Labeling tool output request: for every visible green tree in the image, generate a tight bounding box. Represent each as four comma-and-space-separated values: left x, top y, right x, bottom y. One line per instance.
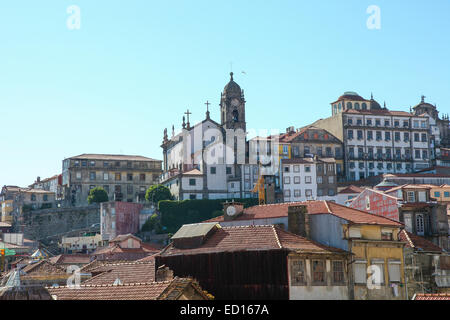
145, 185, 173, 204
87, 187, 109, 204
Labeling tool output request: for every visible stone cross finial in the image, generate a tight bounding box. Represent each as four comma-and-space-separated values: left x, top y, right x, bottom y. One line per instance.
205, 100, 211, 119
184, 109, 192, 129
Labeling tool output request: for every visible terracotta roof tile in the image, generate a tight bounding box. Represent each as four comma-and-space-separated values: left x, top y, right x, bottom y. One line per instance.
399, 230, 443, 252
68, 154, 161, 162
413, 293, 450, 300
338, 185, 364, 194
50, 254, 91, 265
47, 281, 172, 300
47, 277, 208, 300
83, 261, 155, 285
160, 225, 348, 257
205, 200, 402, 226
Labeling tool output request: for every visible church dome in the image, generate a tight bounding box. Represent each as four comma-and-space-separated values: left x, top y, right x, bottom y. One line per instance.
370, 98, 382, 110
223, 72, 242, 98
337, 91, 365, 101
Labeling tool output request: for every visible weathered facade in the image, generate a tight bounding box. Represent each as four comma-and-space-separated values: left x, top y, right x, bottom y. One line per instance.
100, 201, 142, 241
156, 223, 350, 300
399, 230, 450, 298
62, 154, 162, 206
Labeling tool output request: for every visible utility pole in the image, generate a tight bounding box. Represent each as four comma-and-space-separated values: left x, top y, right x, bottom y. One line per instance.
0, 249, 5, 272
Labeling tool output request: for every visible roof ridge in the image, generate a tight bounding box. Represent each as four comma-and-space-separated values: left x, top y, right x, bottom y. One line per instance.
271, 225, 282, 249
323, 200, 332, 214
46, 280, 173, 289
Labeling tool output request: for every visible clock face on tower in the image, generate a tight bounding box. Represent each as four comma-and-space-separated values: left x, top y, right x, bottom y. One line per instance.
231, 98, 240, 107
226, 206, 237, 216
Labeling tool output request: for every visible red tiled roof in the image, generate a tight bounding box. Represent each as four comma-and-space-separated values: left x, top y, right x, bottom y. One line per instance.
50, 254, 91, 265
79, 259, 130, 272
68, 154, 161, 162
47, 277, 208, 300
183, 169, 203, 176
47, 281, 172, 300
160, 225, 348, 257
206, 200, 402, 226
136, 253, 159, 262
83, 262, 155, 285
338, 185, 364, 194
93, 245, 158, 255
110, 234, 142, 243
399, 230, 443, 252
343, 109, 417, 117
413, 293, 450, 300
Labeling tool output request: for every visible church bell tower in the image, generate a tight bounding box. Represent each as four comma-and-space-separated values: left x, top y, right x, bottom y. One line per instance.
220, 72, 246, 132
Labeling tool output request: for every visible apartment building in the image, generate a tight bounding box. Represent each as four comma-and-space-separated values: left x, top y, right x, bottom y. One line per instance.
281, 157, 337, 202
278, 126, 344, 180
313, 92, 432, 181
62, 154, 162, 206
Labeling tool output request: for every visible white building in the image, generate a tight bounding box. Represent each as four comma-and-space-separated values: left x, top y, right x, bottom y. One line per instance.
313, 92, 433, 181
281, 157, 337, 202
160, 73, 259, 200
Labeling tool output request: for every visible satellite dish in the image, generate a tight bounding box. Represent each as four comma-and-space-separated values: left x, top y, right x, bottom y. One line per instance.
226, 206, 237, 216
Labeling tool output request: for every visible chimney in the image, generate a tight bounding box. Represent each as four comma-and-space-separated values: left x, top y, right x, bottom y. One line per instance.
288, 205, 310, 238
156, 265, 174, 282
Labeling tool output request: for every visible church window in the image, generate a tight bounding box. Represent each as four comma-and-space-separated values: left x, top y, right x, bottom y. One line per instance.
362, 103, 367, 110
355, 103, 360, 110
347, 102, 352, 109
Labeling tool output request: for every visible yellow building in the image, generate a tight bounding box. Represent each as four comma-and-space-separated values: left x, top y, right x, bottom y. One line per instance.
1, 200, 14, 223
300, 201, 406, 300
430, 184, 450, 202
60, 233, 103, 253
344, 224, 406, 300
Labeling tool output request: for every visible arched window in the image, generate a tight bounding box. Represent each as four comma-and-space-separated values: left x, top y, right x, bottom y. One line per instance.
362, 103, 367, 110
232, 110, 239, 122
355, 102, 360, 110
347, 102, 352, 109
338, 103, 342, 111
333, 105, 337, 114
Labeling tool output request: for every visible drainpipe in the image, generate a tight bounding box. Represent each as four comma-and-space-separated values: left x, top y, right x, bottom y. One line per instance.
403, 246, 409, 300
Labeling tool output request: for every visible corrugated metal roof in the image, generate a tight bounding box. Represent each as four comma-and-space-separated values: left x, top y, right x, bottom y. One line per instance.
171, 223, 219, 240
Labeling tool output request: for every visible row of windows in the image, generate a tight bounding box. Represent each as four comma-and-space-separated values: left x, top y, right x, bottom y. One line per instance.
347, 117, 427, 129
334, 102, 370, 113
73, 160, 159, 169
291, 146, 342, 158
284, 175, 335, 185
434, 191, 450, 198
89, 185, 147, 194
354, 260, 401, 284
209, 167, 232, 175
349, 162, 411, 171
291, 259, 345, 286
30, 194, 50, 202
284, 189, 313, 198
348, 147, 429, 160
347, 130, 427, 143
76, 172, 149, 182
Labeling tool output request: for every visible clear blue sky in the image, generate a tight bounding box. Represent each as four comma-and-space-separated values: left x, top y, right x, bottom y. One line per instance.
1, 0, 449, 187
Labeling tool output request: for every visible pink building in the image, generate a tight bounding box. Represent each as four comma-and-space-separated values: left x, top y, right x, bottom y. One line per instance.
100, 201, 143, 241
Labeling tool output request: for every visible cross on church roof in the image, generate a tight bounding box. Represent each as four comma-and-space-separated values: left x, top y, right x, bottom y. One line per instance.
205, 101, 211, 119
184, 109, 192, 129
